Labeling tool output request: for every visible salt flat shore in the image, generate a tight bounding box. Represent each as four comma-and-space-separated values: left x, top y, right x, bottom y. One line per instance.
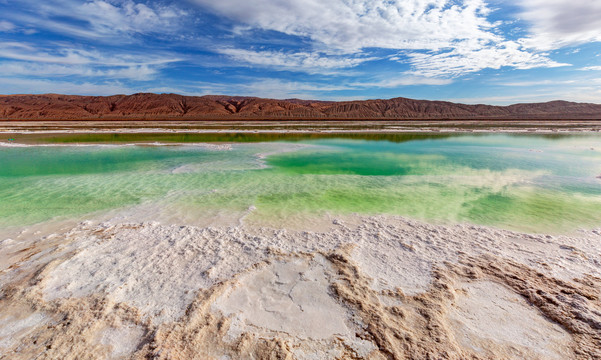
1, 120, 601, 136
1, 212, 600, 359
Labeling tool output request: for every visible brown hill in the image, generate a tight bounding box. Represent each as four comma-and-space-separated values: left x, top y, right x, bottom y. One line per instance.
1, 93, 600, 120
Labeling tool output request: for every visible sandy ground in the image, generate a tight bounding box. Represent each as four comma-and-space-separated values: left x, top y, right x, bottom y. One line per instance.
1, 211, 600, 360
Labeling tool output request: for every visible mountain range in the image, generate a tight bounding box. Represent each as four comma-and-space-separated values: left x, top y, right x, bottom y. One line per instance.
1, 93, 601, 120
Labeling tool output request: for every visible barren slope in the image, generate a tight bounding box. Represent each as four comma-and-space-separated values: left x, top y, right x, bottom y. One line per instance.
1, 93, 600, 120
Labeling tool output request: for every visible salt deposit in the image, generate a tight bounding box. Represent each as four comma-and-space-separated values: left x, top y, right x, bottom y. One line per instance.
448, 280, 572, 359
98, 324, 145, 359
1, 214, 600, 358
0, 312, 48, 350
213, 256, 352, 340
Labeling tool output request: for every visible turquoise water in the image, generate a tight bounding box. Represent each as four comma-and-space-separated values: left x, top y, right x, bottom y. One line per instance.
1, 133, 600, 233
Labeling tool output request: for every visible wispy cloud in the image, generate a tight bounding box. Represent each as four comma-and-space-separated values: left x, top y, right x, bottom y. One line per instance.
192, 0, 500, 52
449, 87, 601, 105
351, 76, 452, 87
498, 79, 579, 87
406, 41, 568, 77
185, 78, 355, 99
217, 48, 375, 74
502, 78, 601, 86
0, 77, 135, 95
0, 20, 15, 32
0, 42, 183, 81
192, 0, 568, 77
11, 0, 188, 41
516, 0, 601, 51
0, 62, 160, 81
0, 42, 183, 66
185, 75, 449, 100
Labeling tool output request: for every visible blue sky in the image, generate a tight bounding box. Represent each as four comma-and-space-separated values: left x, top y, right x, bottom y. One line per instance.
0, 0, 600, 104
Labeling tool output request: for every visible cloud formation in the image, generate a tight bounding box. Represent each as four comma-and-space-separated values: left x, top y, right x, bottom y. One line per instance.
0, 77, 134, 95
351, 76, 452, 88
0, 0, 599, 103
13, 0, 188, 40
406, 42, 568, 77
517, 0, 601, 50
192, 0, 565, 77
0, 62, 159, 81
193, 0, 498, 52
217, 48, 375, 74
0, 42, 181, 81
0, 20, 15, 32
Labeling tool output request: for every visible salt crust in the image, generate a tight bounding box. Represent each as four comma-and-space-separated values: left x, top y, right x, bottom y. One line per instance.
212, 255, 376, 358
0, 313, 48, 349
0, 214, 597, 358
41, 215, 600, 325
448, 280, 573, 359
98, 324, 145, 359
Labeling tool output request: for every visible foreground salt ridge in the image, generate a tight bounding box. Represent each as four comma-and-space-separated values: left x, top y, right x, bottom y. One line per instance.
1, 215, 600, 359
448, 280, 571, 360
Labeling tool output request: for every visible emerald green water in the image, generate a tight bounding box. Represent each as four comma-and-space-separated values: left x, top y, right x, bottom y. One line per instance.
1, 133, 600, 233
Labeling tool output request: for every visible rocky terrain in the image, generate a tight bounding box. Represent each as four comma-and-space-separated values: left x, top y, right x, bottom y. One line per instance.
1, 93, 601, 120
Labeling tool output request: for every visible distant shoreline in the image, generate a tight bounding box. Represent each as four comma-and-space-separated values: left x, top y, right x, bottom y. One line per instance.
2, 120, 601, 131
0, 120, 600, 147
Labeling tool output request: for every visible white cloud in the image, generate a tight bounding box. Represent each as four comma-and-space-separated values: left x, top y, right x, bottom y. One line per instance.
0, 42, 182, 81
143, 86, 204, 96
351, 76, 452, 87
0, 62, 159, 81
76, 0, 186, 36
448, 87, 601, 105
0, 42, 99, 65
0, 42, 182, 67
0, 20, 15, 32
192, 0, 566, 77
517, 0, 601, 50
0, 77, 135, 95
13, 0, 187, 40
183, 78, 356, 99
187, 75, 449, 100
580, 66, 601, 71
193, 0, 499, 52
406, 41, 568, 77
217, 48, 375, 74
239, 79, 347, 98
499, 79, 579, 87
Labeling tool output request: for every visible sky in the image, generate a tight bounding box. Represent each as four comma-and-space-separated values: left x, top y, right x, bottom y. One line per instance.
0, 0, 600, 104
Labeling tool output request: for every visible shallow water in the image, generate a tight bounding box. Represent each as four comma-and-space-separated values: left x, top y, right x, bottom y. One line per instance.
1, 133, 600, 233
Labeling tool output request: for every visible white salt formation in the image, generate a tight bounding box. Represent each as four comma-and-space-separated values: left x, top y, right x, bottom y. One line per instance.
448, 280, 572, 359
213, 256, 352, 340
0, 215, 600, 359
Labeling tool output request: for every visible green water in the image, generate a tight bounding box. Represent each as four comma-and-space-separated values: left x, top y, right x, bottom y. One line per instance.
1, 133, 600, 233
10, 132, 454, 144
